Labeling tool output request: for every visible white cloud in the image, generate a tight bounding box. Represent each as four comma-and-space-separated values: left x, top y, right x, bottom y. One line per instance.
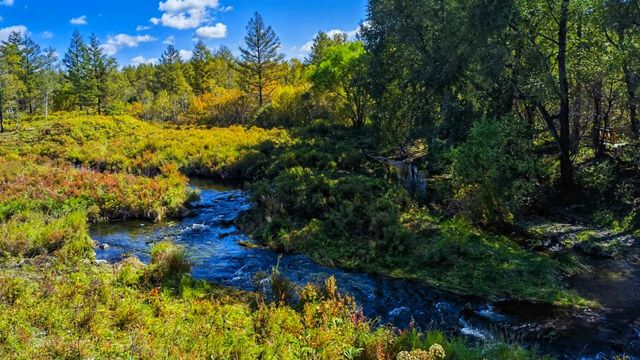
131, 55, 159, 66
157, 11, 206, 30
102, 33, 157, 56
0, 0, 14, 6
70, 15, 88, 25
0, 25, 27, 41
163, 35, 175, 45
41, 31, 54, 39
179, 49, 193, 61
152, 0, 224, 30
158, 0, 219, 13
136, 25, 151, 31
195, 23, 227, 39
300, 41, 314, 53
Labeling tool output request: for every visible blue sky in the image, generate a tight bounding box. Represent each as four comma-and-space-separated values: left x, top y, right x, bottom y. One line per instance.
0, 0, 368, 66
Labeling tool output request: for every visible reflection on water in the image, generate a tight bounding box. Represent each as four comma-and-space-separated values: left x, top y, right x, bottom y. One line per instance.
91, 184, 640, 359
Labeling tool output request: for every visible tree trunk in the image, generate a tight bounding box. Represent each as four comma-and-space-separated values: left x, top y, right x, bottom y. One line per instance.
591, 81, 604, 157
558, 0, 574, 188
572, 83, 582, 153
624, 64, 639, 138
45, 92, 49, 119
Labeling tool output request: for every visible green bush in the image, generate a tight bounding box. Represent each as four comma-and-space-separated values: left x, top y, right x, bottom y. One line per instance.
452, 116, 539, 224
144, 241, 192, 285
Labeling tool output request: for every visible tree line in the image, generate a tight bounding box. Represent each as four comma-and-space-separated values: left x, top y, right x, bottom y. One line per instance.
1, 2, 639, 194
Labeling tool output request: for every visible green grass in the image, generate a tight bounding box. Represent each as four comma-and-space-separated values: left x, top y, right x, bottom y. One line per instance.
0, 114, 557, 358
242, 123, 586, 305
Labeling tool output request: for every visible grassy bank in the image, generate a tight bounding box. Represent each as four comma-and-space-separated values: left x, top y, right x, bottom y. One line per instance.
0, 114, 553, 358
0, 113, 288, 180
241, 123, 586, 305
0, 245, 546, 360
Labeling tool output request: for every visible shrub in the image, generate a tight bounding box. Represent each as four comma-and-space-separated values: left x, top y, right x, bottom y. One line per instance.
452, 116, 539, 224
144, 240, 191, 285
0, 211, 93, 261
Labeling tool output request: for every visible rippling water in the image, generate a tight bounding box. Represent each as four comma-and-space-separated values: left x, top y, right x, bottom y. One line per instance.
91, 183, 640, 359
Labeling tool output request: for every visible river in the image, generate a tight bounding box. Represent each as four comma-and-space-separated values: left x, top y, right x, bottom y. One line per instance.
90, 182, 640, 359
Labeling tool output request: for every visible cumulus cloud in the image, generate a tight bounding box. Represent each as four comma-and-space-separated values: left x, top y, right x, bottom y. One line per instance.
136, 25, 151, 31
151, 0, 228, 30
0, 0, 14, 6
131, 55, 159, 66
0, 25, 27, 41
70, 15, 88, 25
179, 49, 193, 61
195, 23, 227, 39
102, 33, 157, 56
40, 31, 54, 39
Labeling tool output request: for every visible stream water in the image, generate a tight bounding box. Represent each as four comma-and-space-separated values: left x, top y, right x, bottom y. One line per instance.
91, 183, 640, 359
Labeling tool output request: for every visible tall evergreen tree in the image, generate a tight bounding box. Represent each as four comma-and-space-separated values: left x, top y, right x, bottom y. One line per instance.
160, 45, 182, 66
0, 32, 24, 130
190, 40, 214, 96
237, 12, 284, 107
20, 35, 47, 114
87, 34, 116, 115
306, 31, 347, 65
63, 30, 90, 110
156, 44, 191, 120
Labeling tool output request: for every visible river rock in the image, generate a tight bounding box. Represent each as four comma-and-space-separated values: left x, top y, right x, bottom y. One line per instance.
460, 304, 475, 319
99, 243, 110, 250
94, 259, 108, 265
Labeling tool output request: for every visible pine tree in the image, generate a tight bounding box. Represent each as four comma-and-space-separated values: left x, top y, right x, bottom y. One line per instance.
20, 35, 47, 114
156, 44, 192, 120
190, 40, 213, 95
87, 34, 116, 114
237, 12, 284, 107
160, 45, 182, 66
306, 31, 347, 65
0, 31, 24, 129
63, 30, 90, 110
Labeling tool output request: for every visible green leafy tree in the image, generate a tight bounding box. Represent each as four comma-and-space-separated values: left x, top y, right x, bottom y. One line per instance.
602, 0, 640, 138
364, 0, 515, 149
513, 0, 588, 188
310, 42, 371, 127
453, 116, 539, 224
0, 32, 25, 131
0, 32, 25, 122
305, 31, 347, 65
237, 12, 284, 107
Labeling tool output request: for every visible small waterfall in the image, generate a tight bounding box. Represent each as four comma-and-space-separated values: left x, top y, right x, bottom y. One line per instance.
371, 155, 428, 196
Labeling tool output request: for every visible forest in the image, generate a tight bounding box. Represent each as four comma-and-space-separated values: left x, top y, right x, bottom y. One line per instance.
0, 0, 639, 359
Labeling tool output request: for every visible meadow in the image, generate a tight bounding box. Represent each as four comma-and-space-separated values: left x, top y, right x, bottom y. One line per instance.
0, 114, 547, 359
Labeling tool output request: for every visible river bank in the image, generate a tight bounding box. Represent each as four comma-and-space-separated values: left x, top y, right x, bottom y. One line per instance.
91, 183, 640, 359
